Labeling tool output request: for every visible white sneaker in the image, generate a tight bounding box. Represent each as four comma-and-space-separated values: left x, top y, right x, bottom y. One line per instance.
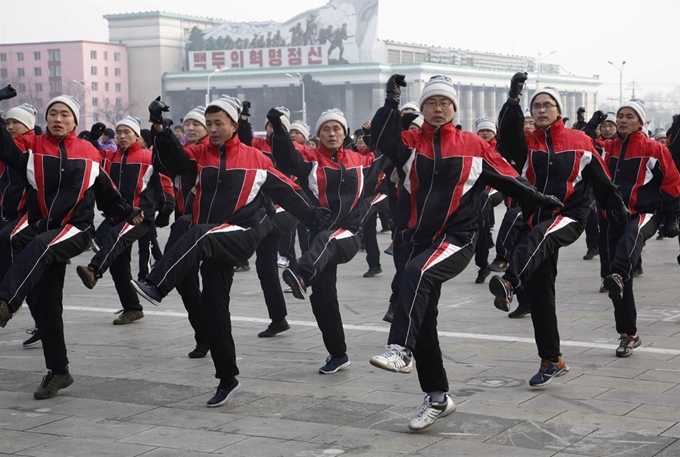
369, 344, 412, 373
284, 287, 293, 293
408, 394, 456, 431
277, 256, 289, 268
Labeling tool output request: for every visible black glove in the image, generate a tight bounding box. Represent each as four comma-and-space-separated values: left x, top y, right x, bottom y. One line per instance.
266, 107, 286, 133
124, 207, 143, 224
241, 100, 251, 117
311, 206, 332, 224
665, 215, 679, 238
577, 107, 586, 122
535, 193, 564, 211
606, 204, 631, 225
385, 74, 406, 105
508, 72, 528, 99
89, 122, 106, 141
0, 85, 17, 102
148, 96, 169, 124
162, 118, 174, 129
588, 110, 606, 126
155, 212, 171, 228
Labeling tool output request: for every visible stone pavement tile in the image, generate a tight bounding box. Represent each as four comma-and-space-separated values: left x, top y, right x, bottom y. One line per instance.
486, 422, 596, 452
113, 367, 211, 386
227, 377, 289, 394
350, 390, 428, 407
661, 423, 680, 439
266, 381, 375, 401
547, 410, 675, 435
457, 399, 565, 422
19, 436, 154, 457
0, 430, 59, 454
656, 441, 680, 456
26, 397, 156, 420
579, 364, 648, 379
309, 425, 441, 454
634, 368, 680, 383
119, 425, 249, 452
29, 416, 156, 440
0, 408, 67, 431
213, 416, 337, 440
521, 394, 639, 416
283, 399, 390, 426
410, 439, 555, 456
562, 429, 676, 457
134, 450, 226, 457
260, 367, 362, 385
213, 436, 348, 457
167, 389, 268, 413
0, 368, 44, 391
448, 384, 540, 405
625, 404, 680, 422
565, 374, 676, 394
661, 384, 680, 396
70, 379, 210, 407
595, 388, 680, 408
227, 393, 322, 418
123, 406, 242, 430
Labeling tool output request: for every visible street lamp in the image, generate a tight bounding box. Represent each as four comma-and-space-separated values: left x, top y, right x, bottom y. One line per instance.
285, 72, 306, 125
535, 51, 557, 89
206, 68, 228, 106
607, 60, 626, 106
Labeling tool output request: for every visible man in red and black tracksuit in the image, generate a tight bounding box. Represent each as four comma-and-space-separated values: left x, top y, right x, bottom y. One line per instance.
367, 74, 564, 431
0, 93, 142, 400
269, 107, 388, 375
488, 73, 628, 387
75, 116, 173, 325
151, 105, 210, 358
585, 100, 680, 357
132, 95, 326, 408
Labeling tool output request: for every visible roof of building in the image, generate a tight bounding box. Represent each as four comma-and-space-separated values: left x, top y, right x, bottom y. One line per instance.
103, 11, 224, 24
0, 40, 126, 48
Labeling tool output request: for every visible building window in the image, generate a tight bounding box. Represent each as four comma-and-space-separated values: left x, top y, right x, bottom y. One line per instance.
18, 84, 26, 93
93, 113, 99, 122
92, 97, 98, 107
36, 98, 43, 108
0, 54, 6, 62
115, 83, 121, 92
18, 68, 24, 77
90, 50, 97, 60
103, 51, 108, 61
114, 52, 120, 62
35, 83, 42, 93
91, 82, 98, 91
48, 66, 62, 77
115, 68, 121, 77
48, 49, 61, 61
0, 68, 7, 78
104, 67, 109, 76
105, 82, 109, 92
115, 98, 122, 107
91, 66, 97, 76
17, 52, 24, 62
34, 67, 41, 77
105, 97, 110, 106
34, 51, 41, 61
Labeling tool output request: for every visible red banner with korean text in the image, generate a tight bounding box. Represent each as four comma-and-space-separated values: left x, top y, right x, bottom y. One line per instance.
189, 45, 328, 71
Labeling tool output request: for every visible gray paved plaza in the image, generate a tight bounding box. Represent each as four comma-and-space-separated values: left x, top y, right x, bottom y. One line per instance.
1, 208, 680, 456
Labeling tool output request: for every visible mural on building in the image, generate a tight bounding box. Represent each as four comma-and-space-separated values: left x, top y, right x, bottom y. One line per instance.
187, 0, 378, 70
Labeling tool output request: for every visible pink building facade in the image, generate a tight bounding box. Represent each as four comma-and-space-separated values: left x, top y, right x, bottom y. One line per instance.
0, 41, 129, 132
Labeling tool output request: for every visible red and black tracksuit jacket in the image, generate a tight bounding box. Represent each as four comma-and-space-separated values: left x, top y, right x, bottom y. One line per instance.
0, 123, 133, 232
595, 130, 680, 216
270, 133, 388, 232
498, 99, 623, 227
0, 131, 32, 222
100, 141, 174, 222
151, 128, 316, 227
371, 102, 546, 246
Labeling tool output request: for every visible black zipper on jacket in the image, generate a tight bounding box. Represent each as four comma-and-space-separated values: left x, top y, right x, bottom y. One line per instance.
119, 148, 128, 202
612, 134, 630, 184
413, 127, 439, 241
205, 144, 225, 222
328, 149, 344, 229
46, 139, 67, 227
536, 127, 555, 221
0, 166, 9, 221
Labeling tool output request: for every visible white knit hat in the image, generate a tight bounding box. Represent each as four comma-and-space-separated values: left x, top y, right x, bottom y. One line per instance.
207, 95, 242, 123
524, 108, 532, 119
419, 75, 459, 112
653, 127, 667, 141
315, 108, 348, 136
603, 111, 617, 125
6, 103, 37, 131
618, 98, 646, 126
116, 115, 142, 137
183, 106, 206, 128
46, 95, 80, 125
289, 121, 310, 139
266, 106, 291, 131
530, 87, 563, 115
400, 101, 419, 113
475, 117, 497, 135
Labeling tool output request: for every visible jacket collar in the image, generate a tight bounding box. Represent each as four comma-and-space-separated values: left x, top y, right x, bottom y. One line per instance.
317, 143, 346, 160
215, 132, 241, 151
618, 129, 645, 143
119, 141, 141, 155
421, 121, 457, 138
533, 118, 565, 141
45, 129, 76, 145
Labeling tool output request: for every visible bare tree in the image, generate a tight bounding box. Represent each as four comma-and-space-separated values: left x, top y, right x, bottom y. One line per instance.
95, 98, 137, 126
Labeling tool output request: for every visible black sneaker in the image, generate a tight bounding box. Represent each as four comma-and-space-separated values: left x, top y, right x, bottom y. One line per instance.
616, 334, 641, 357
258, 319, 291, 338
383, 302, 396, 323
508, 302, 531, 318
233, 264, 250, 272
188, 343, 210, 358
603, 274, 624, 300
282, 268, 306, 300
76, 265, 98, 289
487, 258, 508, 272
0, 300, 16, 328
583, 248, 599, 260
206, 378, 240, 408
384, 243, 394, 256
23, 329, 41, 348
363, 266, 383, 278
34, 370, 74, 399
475, 268, 490, 284
489, 275, 513, 312
633, 266, 643, 277
130, 280, 163, 306
319, 354, 350, 374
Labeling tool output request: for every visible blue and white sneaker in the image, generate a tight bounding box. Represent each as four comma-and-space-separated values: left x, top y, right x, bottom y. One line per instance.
319, 354, 350, 374
529, 357, 569, 387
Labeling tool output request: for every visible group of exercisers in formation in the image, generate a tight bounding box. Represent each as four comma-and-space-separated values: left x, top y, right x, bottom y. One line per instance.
0, 68, 678, 431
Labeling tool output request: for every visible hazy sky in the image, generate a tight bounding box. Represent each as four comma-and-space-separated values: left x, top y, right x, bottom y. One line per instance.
1, 0, 678, 102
